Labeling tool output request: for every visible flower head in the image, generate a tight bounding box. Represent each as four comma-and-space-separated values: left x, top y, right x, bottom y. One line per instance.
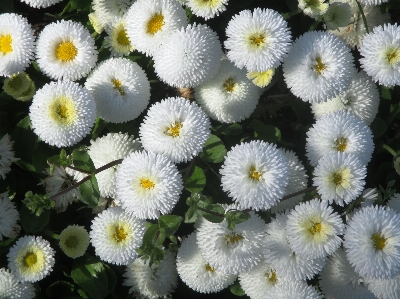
20, 0, 63, 8
0, 134, 19, 180
104, 18, 135, 57
186, 0, 228, 20
299, 0, 329, 19
0, 193, 20, 241
324, 2, 352, 30
59, 225, 90, 258
92, 0, 135, 28
0, 268, 35, 299
3, 72, 32, 98
269, 280, 323, 299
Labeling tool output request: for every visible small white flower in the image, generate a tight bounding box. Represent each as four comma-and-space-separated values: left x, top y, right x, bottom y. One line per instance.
7, 236, 55, 282
0, 134, 19, 180
59, 225, 90, 259
104, 18, 135, 57
92, 0, 135, 28
0, 193, 20, 241
359, 0, 388, 5
88, 12, 104, 34
324, 2, 352, 30
0, 268, 35, 299
298, 0, 329, 19
186, 0, 228, 20
366, 272, 400, 299
268, 280, 323, 299
387, 193, 400, 213
20, 0, 62, 8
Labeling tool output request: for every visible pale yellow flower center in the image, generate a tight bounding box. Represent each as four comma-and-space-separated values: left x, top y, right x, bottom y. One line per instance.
117, 29, 130, 46
313, 56, 326, 75
49, 97, 76, 125
55, 41, 78, 62
248, 33, 266, 48
140, 178, 155, 190
111, 78, 125, 95
334, 137, 347, 152
308, 222, 322, 235
24, 252, 37, 267
223, 77, 236, 92
0, 34, 13, 54
248, 166, 262, 181
385, 47, 400, 66
371, 233, 387, 251
165, 122, 183, 137
225, 232, 244, 245
147, 13, 165, 35
205, 263, 215, 272
265, 270, 277, 284
113, 226, 128, 243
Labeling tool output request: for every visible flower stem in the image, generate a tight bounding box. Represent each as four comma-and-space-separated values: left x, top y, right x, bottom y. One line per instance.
280, 186, 317, 201
383, 144, 397, 157
66, 165, 91, 175
282, 9, 301, 20
355, 0, 369, 34
197, 206, 225, 218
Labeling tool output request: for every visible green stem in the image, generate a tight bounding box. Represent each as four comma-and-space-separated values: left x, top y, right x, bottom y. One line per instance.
282, 9, 301, 20
214, 124, 231, 136
66, 165, 91, 175
383, 144, 397, 157
280, 186, 317, 201
355, 0, 369, 34
197, 206, 225, 218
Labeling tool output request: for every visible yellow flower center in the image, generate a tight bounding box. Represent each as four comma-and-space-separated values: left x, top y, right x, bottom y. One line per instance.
334, 137, 347, 152
305, 0, 320, 8
113, 226, 128, 243
0, 34, 13, 54
140, 178, 155, 190
223, 77, 236, 92
313, 56, 326, 75
65, 236, 78, 248
117, 29, 130, 46
49, 97, 76, 125
308, 222, 322, 235
146, 13, 165, 35
225, 233, 244, 245
248, 166, 262, 181
165, 122, 183, 137
205, 263, 215, 272
371, 233, 387, 251
265, 270, 277, 284
249, 33, 266, 48
330, 168, 351, 189
385, 47, 400, 66
55, 41, 78, 62
111, 78, 125, 95
24, 252, 37, 267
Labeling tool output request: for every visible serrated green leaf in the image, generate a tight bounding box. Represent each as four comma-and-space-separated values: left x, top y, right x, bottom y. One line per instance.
142, 224, 160, 245
225, 210, 251, 230
158, 215, 182, 235
197, 202, 225, 223
78, 175, 100, 208
230, 282, 245, 296
184, 166, 206, 192
199, 134, 227, 163
20, 204, 50, 233
184, 205, 198, 223
72, 150, 96, 173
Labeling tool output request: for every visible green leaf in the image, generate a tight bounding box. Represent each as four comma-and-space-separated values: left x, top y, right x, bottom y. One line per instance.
72, 149, 96, 173
199, 135, 227, 163
222, 123, 243, 136
158, 215, 183, 235
71, 255, 113, 299
394, 154, 400, 175
78, 175, 100, 208
11, 116, 36, 163
248, 120, 281, 143
184, 205, 198, 223
184, 166, 206, 192
46, 281, 75, 298
126, 56, 142, 62
48, 149, 72, 168
154, 231, 166, 247
20, 204, 50, 233
225, 210, 251, 230
103, 264, 117, 295
370, 116, 387, 139
381, 86, 392, 100
230, 282, 245, 296
197, 202, 225, 223
67, 0, 91, 12
142, 224, 160, 245
91, 118, 107, 140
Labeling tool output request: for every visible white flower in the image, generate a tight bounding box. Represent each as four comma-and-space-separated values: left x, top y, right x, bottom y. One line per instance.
220, 140, 289, 211
0, 193, 20, 241
29, 80, 96, 148
92, 0, 135, 28
299, 0, 329, 19
311, 71, 380, 125
0, 13, 35, 77
344, 205, 400, 279
224, 8, 292, 72
186, 0, 228, 20
194, 59, 263, 123
139, 97, 211, 163
88, 132, 142, 198
0, 134, 19, 180
20, 0, 62, 8
125, 0, 188, 56
359, 0, 388, 5
7, 236, 55, 282
3, 72, 32, 98
270, 149, 308, 214
123, 251, 178, 299
88, 12, 104, 34
0, 268, 35, 299
90, 206, 146, 265
313, 152, 367, 206
283, 30, 356, 103
196, 209, 266, 275
285, 199, 344, 259
85, 57, 150, 123
246, 68, 275, 88
387, 193, 400, 213
306, 111, 374, 167
366, 273, 400, 299
176, 233, 236, 293
59, 225, 90, 259
268, 280, 323, 299
104, 18, 135, 57
115, 151, 183, 219
36, 20, 98, 81
324, 2, 352, 30
265, 212, 326, 280
319, 248, 376, 299
359, 23, 400, 87
153, 23, 223, 88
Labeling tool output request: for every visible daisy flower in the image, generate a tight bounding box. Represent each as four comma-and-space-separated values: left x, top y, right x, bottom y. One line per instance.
306, 111, 374, 166
366, 273, 400, 299
283, 30, 356, 103
324, 2, 352, 30
313, 152, 367, 206
36, 20, 98, 81
0, 193, 20, 241
0, 13, 35, 77
186, 0, 228, 20
220, 140, 289, 211
7, 236, 55, 282
194, 59, 263, 123
299, 0, 329, 19
196, 209, 267, 275
246, 68, 275, 88
123, 251, 178, 298
89, 206, 146, 265
125, 0, 188, 56
176, 233, 237, 293
224, 8, 292, 72
344, 205, 400, 279
387, 193, 400, 213
285, 199, 344, 259
115, 150, 183, 219
104, 18, 135, 57
20, 0, 63, 8
0, 268, 35, 299
319, 248, 376, 299
359, 0, 388, 5
359, 23, 400, 87
88, 132, 142, 198
264, 212, 326, 280
0, 134, 19, 180
29, 80, 96, 147
269, 280, 323, 299
311, 71, 380, 125
3, 72, 32, 98
88, 12, 105, 34
153, 23, 223, 88
59, 225, 90, 258
139, 97, 211, 163
85, 57, 150, 123
93, 0, 136, 29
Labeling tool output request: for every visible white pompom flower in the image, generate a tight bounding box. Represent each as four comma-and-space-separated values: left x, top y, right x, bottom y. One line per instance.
153, 23, 223, 88
359, 23, 400, 87
285, 199, 344, 259
115, 150, 183, 219
344, 205, 400, 279
7, 236, 55, 282
298, 0, 329, 19
313, 152, 367, 206
0, 13, 35, 77
104, 18, 135, 57
123, 251, 178, 299
0, 193, 20, 241
224, 8, 292, 72
59, 225, 90, 259
92, 0, 135, 28
359, 0, 388, 5
186, 0, 228, 20
89, 206, 146, 265
366, 273, 400, 299
29, 80, 96, 147
268, 280, 323, 299
283, 30, 356, 103
36, 20, 98, 81
0, 268, 35, 299
220, 140, 289, 211
387, 193, 400, 213
177, 233, 236, 293
0, 134, 19, 180
125, 0, 188, 56
306, 111, 374, 167
194, 59, 262, 123
88, 132, 142, 198
324, 2, 352, 30
139, 97, 211, 163
20, 0, 62, 8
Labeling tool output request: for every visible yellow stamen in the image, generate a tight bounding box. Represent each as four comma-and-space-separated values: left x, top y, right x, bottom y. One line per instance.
249, 166, 262, 181
385, 47, 400, 65
313, 56, 326, 75
223, 77, 236, 92
24, 252, 37, 267
205, 263, 215, 272
0, 34, 12, 54
371, 233, 386, 251
249, 33, 266, 47
65, 236, 78, 248
49, 97, 76, 125
265, 270, 277, 283
111, 78, 125, 95
117, 29, 130, 46
165, 122, 183, 137
140, 178, 155, 190
55, 41, 78, 62
332, 172, 343, 185
225, 233, 244, 245
334, 137, 347, 152
146, 13, 165, 35
308, 222, 322, 235
113, 226, 128, 242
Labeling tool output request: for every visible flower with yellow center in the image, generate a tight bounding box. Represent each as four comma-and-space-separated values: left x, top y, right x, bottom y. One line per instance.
298, 0, 329, 19
59, 225, 90, 259
247, 68, 275, 88
312, 56, 326, 75
7, 236, 55, 282
105, 18, 135, 57
2, 72, 32, 98
55, 41, 78, 62
0, 34, 12, 54
20, 0, 63, 8
186, 0, 228, 20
